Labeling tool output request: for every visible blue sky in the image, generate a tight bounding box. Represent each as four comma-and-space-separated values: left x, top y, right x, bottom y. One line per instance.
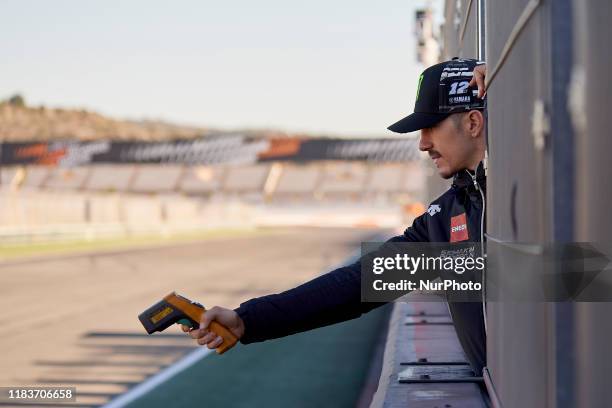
1, 0, 438, 137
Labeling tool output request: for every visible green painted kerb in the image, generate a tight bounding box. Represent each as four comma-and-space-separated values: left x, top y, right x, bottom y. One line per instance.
126, 304, 392, 408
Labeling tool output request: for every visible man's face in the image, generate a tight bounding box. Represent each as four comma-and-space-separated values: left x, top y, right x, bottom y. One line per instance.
418, 113, 477, 179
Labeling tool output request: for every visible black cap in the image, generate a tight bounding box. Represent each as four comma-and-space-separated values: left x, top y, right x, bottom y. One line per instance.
388, 58, 486, 133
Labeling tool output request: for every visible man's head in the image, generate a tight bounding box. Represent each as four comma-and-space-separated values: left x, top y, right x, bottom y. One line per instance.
388, 58, 486, 178
420, 110, 485, 178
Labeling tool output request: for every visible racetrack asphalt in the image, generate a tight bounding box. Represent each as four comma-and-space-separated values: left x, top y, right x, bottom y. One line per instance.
0, 227, 389, 407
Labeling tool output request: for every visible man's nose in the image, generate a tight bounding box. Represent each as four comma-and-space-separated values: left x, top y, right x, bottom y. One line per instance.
419, 131, 432, 151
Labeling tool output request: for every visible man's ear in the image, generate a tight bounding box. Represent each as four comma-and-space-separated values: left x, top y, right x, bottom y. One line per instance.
467, 110, 484, 137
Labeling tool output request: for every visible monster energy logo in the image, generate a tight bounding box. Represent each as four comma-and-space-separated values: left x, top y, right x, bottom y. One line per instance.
416, 74, 424, 100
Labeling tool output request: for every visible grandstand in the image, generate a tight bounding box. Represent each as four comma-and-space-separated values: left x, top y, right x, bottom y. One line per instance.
45, 167, 91, 190
318, 162, 368, 200
222, 164, 271, 200
0, 161, 424, 200
86, 165, 137, 192
273, 163, 322, 197
0, 162, 425, 199
178, 166, 223, 196
0, 160, 426, 242
129, 165, 184, 194
20, 166, 50, 189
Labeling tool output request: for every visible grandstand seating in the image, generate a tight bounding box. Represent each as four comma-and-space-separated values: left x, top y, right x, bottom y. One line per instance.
0, 162, 427, 241
85, 165, 136, 192
222, 164, 270, 193
0, 162, 426, 196
21, 166, 50, 189
400, 161, 426, 193
0, 166, 19, 189
366, 164, 404, 193
318, 162, 368, 196
130, 165, 183, 193
179, 166, 224, 195
0, 162, 426, 199
45, 167, 91, 190
274, 164, 322, 195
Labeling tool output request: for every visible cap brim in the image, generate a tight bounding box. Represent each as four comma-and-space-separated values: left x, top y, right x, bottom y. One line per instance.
387, 112, 450, 133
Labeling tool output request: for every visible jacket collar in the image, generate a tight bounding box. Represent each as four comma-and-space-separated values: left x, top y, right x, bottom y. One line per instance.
452, 161, 486, 191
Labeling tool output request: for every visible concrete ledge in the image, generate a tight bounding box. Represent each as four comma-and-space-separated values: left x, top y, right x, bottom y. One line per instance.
370, 296, 488, 408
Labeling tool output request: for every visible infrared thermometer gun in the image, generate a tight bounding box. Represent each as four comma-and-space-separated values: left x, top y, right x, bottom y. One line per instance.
138, 292, 238, 354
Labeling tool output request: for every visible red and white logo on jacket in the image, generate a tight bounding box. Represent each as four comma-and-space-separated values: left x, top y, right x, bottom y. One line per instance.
450, 213, 469, 242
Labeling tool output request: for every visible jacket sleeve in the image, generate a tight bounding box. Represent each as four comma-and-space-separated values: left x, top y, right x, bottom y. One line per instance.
234, 214, 429, 344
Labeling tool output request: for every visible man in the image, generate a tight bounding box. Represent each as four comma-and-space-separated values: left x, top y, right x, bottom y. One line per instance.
183, 58, 489, 374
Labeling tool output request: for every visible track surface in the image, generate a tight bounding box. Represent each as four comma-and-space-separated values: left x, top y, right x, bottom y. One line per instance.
0, 227, 383, 407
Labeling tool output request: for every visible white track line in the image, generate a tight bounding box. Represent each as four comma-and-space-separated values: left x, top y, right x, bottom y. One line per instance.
103, 347, 212, 408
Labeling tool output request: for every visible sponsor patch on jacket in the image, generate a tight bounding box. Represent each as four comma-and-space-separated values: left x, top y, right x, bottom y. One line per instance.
450, 213, 469, 242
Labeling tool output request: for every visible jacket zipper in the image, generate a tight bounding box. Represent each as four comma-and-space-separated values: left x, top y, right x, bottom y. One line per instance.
465, 169, 486, 245
465, 169, 488, 335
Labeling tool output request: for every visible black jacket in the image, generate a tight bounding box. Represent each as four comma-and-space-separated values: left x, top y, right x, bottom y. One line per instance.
235, 162, 487, 372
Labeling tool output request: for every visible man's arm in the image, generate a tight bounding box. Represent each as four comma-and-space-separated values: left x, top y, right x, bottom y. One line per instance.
233, 215, 429, 345
234, 259, 370, 344
184, 215, 429, 350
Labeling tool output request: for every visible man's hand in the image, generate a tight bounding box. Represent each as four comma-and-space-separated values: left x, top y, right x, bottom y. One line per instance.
181, 306, 245, 350
469, 64, 487, 98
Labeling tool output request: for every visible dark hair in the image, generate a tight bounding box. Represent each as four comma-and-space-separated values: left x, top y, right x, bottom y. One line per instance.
450, 110, 487, 139
450, 111, 468, 129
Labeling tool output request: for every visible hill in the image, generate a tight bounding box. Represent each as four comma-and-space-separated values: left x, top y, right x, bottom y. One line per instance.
0, 95, 212, 141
